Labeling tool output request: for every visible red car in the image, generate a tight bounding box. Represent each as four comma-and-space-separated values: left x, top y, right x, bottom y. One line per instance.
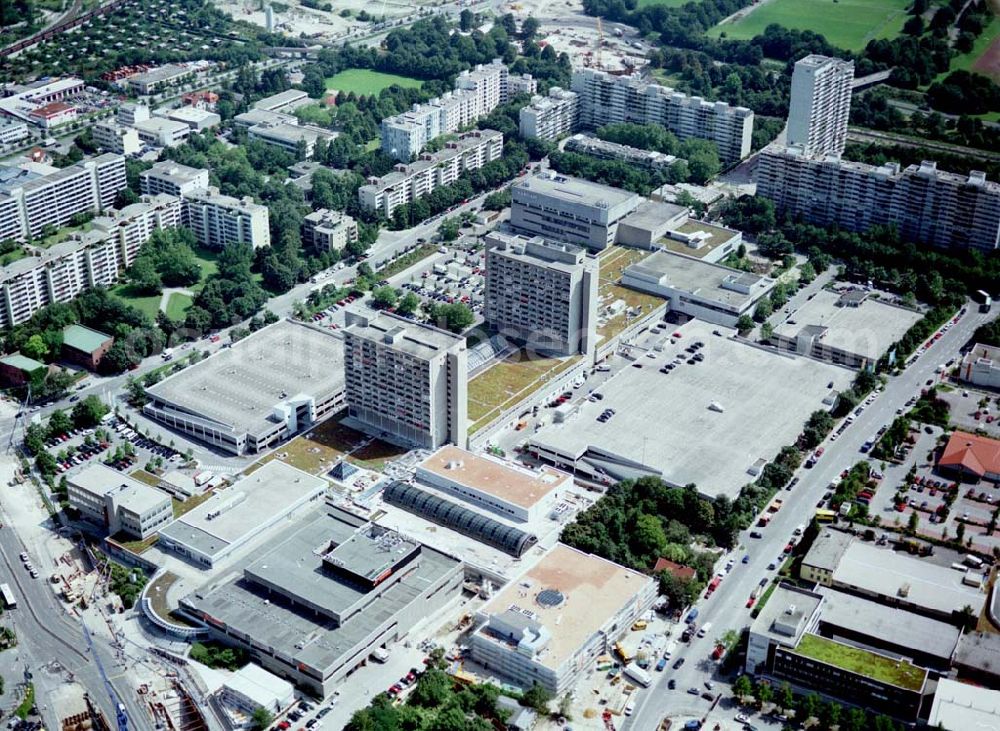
746, 597, 756, 608
277, 722, 291, 730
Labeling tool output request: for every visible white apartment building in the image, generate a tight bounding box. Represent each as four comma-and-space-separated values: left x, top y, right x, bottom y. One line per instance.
301, 209, 358, 253
359, 129, 503, 217
787, 54, 854, 157
757, 145, 1000, 251
246, 122, 338, 159
93, 121, 141, 156
159, 106, 221, 131
0, 194, 180, 329
0, 153, 126, 242
381, 60, 509, 160
140, 160, 210, 198
128, 64, 194, 95
117, 103, 151, 127
508, 73, 538, 98
519, 87, 579, 141
181, 187, 270, 249
68, 464, 173, 539
132, 118, 191, 148
484, 231, 598, 358
570, 69, 754, 163
342, 311, 468, 449
0, 118, 30, 147
510, 171, 641, 251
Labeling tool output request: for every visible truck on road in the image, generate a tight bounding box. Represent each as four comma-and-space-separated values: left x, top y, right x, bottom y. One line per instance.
624, 663, 652, 687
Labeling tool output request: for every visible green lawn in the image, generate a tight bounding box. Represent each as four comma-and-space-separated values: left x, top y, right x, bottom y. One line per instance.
0, 249, 28, 266
325, 69, 423, 96
166, 292, 193, 320
944, 14, 999, 82
794, 633, 927, 690
708, 0, 911, 51
110, 284, 162, 320
190, 246, 219, 292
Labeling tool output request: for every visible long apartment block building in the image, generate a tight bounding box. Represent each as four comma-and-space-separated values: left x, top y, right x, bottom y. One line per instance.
519, 87, 579, 141
787, 54, 854, 156
484, 231, 598, 357
0, 194, 181, 329
181, 186, 270, 249
570, 69, 754, 163
0, 153, 126, 242
343, 311, 467, 449
381, 60, 523, 160
565, 133, 679, 171
139, 161, 211, 198
510, 172, 641, 251
359, 130, 503, 218
757, 145, 1000, 251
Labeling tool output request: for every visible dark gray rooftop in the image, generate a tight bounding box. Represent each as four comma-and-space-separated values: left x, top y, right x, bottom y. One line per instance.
801, 528, 854, 573
182, 509, 461, 675
816, 587, 961, 662
955, 631, 1000, 676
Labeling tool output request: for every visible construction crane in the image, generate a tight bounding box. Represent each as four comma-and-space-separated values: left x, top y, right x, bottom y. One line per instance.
82, 623, 130, 731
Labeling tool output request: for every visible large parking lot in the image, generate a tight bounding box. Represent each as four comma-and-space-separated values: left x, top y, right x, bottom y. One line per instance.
395, 246, 486, 317
530, 319, 854, 500
865, 418, 1000, 554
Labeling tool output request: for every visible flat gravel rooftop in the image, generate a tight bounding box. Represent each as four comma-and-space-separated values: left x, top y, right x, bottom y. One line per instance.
145, 320, 345, 437
531, 319, 853, 499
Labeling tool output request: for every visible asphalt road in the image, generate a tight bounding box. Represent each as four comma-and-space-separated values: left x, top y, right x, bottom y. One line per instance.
0, 515, 147, 729
625, 302, 991, 730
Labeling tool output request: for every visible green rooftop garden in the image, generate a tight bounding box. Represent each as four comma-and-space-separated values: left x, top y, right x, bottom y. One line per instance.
793, 633, 926, 691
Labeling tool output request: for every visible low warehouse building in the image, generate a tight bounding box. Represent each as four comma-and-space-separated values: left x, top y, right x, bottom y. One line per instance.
469, 543, 656, 695
157, 460, 326, 568
747, 584, 931, 723
769, 289, 921, 370
621, 250, 775, 328
216, 663, 295, 728
143, 320, 346, 455
61, 324, 114, 371
414, 445, 569, 523
180, 508, 464, 697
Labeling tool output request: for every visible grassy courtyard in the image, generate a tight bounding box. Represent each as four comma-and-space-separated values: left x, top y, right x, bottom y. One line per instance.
110, 284, 162, 320
325, 69, 424, 96
597, 247, 665, 341
942, 13, 999, 82
467, 349, 582, 434
794, 634, 927, 690
166, 293, 194, 320
251, 414, 407, 475
708, 0, 911, 51
111, 246, 218, 321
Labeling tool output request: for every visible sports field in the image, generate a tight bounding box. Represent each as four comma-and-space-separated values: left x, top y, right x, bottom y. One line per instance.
325, 68, 423, 96
708, 0, 911, 51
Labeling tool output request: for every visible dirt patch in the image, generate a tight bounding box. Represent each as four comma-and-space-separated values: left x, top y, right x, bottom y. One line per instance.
972, 35, 1000, 83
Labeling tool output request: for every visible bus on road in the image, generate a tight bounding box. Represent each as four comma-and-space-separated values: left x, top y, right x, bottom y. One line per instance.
0, 583, 16, 609
977, 290, 992, 313
815, 508, 836, 523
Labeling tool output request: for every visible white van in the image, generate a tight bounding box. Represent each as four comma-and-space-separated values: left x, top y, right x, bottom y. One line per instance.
696, 622, 712, 638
